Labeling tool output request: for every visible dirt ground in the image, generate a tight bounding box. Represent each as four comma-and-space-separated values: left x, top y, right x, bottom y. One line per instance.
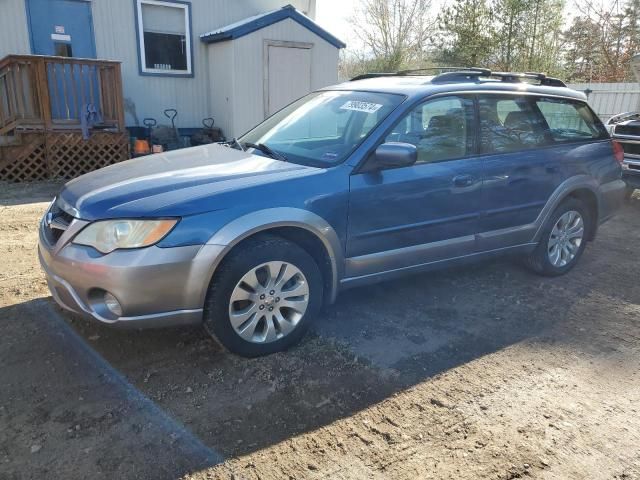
1, 180, 639, 479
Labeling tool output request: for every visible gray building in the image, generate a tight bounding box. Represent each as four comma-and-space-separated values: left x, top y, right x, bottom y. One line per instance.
0, 0, 345, 137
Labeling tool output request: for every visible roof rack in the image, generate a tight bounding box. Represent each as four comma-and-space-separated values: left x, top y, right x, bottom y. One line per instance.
350, 68, 567, 87
430, 69, 566, 87
349, 67, 487, 82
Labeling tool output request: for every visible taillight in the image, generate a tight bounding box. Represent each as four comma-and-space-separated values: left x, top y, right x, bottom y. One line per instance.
612, 140, 625, 164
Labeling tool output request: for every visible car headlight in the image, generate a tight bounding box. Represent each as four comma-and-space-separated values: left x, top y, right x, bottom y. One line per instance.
73, 219, 178, 253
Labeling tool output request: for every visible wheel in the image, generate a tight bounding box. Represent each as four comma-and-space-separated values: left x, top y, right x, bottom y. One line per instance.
203, 235, 323, 357
524, 198, 591, 276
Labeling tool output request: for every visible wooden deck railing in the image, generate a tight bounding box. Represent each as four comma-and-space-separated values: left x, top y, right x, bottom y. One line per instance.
0, 55, 125, 136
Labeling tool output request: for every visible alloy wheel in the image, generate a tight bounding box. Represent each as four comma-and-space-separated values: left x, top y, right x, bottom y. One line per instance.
547, 210, 584, 267
228, 261, 309, 343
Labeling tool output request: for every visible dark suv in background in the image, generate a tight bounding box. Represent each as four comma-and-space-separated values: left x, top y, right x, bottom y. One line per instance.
607, 112, 640, 198
39, 68, 625, 357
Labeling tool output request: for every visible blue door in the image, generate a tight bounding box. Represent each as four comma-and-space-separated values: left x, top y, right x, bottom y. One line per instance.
475, 94, 565, 250
346, 95, 482, 278
27, 0, 96, 58
27, 0, 98, 120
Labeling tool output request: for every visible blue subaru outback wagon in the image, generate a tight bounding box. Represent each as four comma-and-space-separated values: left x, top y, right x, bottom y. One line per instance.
39, 68, 626, 357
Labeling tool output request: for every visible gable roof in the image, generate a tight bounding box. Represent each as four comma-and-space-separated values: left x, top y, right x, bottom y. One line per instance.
199, 4, 346, 49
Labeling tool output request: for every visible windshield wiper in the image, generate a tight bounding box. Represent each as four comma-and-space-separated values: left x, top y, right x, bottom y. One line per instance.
220, 138, 245, 151
243, 142, 287, 162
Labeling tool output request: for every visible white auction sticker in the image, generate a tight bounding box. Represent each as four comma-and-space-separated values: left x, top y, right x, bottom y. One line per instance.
340, 100, 383, 114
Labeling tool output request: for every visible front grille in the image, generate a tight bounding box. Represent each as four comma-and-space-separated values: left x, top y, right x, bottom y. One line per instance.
628, 163, 640, 171
619, 142, 640, 157
43, 199, 75, 246
614, 124, 640, 137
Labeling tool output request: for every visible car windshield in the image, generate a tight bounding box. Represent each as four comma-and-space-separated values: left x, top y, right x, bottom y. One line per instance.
239, 90, 405, 167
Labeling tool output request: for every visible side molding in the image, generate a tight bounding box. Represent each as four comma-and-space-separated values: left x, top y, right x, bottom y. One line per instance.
203, 208, 344, 303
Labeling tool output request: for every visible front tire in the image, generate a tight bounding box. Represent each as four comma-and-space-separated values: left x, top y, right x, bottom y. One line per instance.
203, 235, 323, 357
524, 198, 591, 276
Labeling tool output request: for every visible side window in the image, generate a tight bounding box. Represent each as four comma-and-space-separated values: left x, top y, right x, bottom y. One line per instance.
479, 95, 548, 154
536, 98, 608, 142
385, 96, 474, 164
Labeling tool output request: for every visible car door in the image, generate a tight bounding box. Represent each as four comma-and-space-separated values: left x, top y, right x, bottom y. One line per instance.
346, 95, 483, 278
475, 94, 565, 250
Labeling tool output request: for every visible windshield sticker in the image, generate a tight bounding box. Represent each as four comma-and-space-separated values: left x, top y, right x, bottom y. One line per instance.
340, 101, 383, 114
322, 151, 338, 159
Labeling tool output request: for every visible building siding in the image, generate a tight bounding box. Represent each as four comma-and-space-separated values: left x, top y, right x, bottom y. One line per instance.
568, 83, 640, 122
228, 18, 339, 136
0, 0, 31, 58
90, 0, 318, 129
206, 41, 235, 138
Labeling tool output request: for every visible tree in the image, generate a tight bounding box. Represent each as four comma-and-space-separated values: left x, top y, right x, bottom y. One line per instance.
493, 0, 530, 71
350, 0, 436, 72
521, 0, 565, 74
341, 0, 638, 81
563, 15, 602, 81
563, 0, 640, 82
621, 0, 640, 78
434, 0, 496, 67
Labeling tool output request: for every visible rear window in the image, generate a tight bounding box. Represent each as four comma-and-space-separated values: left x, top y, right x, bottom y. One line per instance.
535, 98, 608, 143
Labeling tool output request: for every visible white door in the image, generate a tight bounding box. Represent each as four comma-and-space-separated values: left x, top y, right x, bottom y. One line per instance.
266, 44, 311, 116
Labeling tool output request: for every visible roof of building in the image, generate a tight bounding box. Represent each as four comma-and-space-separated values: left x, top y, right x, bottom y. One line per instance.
200, 5, 346, 49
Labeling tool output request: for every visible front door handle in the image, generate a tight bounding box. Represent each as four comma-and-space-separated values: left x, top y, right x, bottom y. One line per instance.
453, 174, 475, 187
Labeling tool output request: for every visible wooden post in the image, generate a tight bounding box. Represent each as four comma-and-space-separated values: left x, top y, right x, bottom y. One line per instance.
113, 63, 125, 132
34, 57, 52, 130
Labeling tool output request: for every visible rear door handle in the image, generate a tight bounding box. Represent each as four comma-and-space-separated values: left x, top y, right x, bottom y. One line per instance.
453, 174, 475, 187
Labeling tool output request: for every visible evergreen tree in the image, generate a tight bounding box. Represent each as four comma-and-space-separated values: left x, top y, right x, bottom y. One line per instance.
435, 0, 496, 67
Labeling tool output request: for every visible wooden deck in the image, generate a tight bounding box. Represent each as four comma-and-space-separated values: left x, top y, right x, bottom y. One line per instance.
0, 55, 128, 181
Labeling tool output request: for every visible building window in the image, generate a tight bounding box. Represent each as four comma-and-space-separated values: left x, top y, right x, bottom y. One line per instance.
135, 0, 192, 76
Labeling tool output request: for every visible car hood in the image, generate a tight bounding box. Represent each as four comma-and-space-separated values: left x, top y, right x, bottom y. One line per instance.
59, 143, 319, 220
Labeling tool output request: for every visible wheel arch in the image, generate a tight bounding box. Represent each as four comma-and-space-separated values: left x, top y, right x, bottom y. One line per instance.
564, 188, 599, 240
533, 176, 601, 242
202, 208, 343, 305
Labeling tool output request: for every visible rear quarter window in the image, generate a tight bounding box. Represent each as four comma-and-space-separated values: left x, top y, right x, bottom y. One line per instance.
536, 98, 608, 143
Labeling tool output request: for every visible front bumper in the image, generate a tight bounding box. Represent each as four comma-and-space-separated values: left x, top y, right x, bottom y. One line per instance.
622, 157, 640, 189
38, 217, 225, 328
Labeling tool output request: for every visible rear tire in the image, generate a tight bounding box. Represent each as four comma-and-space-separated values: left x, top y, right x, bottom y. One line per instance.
524, 198, 591, 277
203, 234, 323, 357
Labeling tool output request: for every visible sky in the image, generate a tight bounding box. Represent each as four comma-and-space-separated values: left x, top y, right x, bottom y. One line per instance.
315, 0, 359, 49
315, 0, 457, 52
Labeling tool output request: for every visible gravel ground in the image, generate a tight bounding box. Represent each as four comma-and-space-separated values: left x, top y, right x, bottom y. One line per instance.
0, 181, 638, 479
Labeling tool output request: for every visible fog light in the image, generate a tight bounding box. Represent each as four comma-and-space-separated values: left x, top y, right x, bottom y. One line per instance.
103, 292, 123, 317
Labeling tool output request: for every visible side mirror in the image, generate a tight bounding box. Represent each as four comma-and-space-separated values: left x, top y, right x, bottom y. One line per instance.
365, 142, 417, 172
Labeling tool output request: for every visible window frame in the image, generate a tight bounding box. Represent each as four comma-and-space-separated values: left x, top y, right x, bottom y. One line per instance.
477, 93, 552, 155
134, 0, 194, 77
361, 94, 478, 171
534, 96, 609, 144
355, 90, 609, 174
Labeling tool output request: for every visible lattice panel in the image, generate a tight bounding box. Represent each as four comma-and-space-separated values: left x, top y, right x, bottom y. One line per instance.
47, 132, 129, 180
0, 133, 48, 182
0, 131, 128, 182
